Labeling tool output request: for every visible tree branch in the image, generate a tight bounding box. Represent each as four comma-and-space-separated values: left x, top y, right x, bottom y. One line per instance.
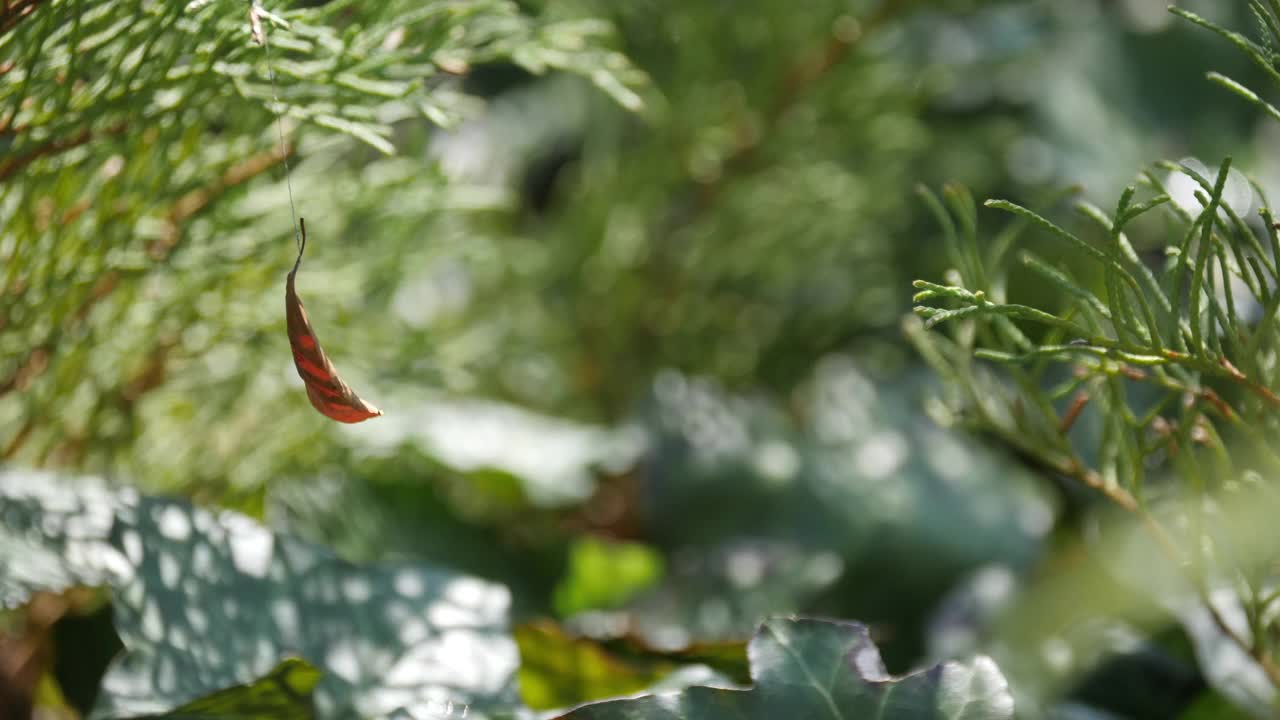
0, 0, 44, 38
698, 0, 911, 207
0, 123, 128, 183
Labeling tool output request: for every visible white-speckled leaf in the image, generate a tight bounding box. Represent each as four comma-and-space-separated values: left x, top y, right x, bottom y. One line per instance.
0, 469, 522, 720
559, 617, 1013, 720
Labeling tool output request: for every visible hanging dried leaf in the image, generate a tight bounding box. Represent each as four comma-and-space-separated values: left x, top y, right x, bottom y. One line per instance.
285, 220, 382, 423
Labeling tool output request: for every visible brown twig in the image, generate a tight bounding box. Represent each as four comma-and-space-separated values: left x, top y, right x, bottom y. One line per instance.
0, 346, 49, 396
0, 122, 127, 183
1058, 390, 1090, 434
1, 419, 33, 460
1205, 599, 1280, 687
1, 145, 288, 461
149, 144, 293, 257
1220, 356, 1280, 408
1059, 452, 1280, 685
1060, 457, 1140, 513
2, 145, 287, 388
697, 0, 910, 207
0, 0, 43, 38
1197, 387, 1236, 421
1156, 349, 1280, 410
1055, 409, 1280, 688
1074, 357, 1242, 425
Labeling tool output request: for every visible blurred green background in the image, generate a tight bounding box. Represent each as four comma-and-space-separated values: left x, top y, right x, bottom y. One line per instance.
3, 0, 1279, 718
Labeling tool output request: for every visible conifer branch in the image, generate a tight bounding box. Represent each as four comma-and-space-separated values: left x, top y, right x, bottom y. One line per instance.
0, 0, 651, 472
912, 3, 1280, 675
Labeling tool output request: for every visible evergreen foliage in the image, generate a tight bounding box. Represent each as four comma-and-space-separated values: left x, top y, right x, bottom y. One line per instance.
6, 0, 1280, 719
0, 0, 644, 490
911, 0, 1280, 704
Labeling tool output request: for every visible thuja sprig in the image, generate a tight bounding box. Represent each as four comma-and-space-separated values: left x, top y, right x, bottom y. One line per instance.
910, 165, 1280, 687
918, 157, 1280, 407
910, 2, 1280, 692
910, 157, 1280, 691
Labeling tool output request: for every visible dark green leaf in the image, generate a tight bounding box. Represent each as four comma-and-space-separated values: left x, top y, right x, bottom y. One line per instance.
119, 657, 320, 720
558, 617, 1014, 720
0, 470, 522, 720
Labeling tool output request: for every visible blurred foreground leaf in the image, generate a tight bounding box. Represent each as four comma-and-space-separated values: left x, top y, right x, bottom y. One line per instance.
516, 619, 750, 711
123, 657, 320, 720
517, 621, 687, 711
558, 617, 1013, 720
553, 538, 663, 617
0, 469, 520, 719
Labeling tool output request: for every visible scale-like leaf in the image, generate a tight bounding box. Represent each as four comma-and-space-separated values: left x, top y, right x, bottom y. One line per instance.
558, 617, 1014, 720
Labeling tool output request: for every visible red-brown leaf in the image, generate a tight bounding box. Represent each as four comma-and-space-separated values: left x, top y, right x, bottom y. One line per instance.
285, 221, 382, 423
